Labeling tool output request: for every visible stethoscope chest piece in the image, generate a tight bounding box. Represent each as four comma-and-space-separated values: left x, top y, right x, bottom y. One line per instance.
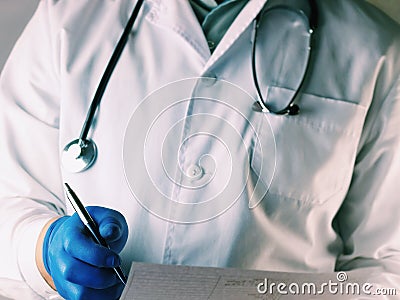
62, 139, 97, 173
61, 0, 144, 173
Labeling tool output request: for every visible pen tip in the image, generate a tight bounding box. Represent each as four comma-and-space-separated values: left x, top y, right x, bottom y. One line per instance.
64, 182, 71, 191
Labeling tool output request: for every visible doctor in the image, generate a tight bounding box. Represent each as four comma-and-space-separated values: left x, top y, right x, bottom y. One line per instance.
1, 0, 400, 299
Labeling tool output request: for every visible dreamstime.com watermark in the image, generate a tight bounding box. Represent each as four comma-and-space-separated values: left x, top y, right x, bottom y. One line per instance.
256, 272, 397, 297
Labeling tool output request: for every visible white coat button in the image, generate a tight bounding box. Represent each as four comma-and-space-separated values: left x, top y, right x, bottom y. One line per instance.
186, 164, 203, 180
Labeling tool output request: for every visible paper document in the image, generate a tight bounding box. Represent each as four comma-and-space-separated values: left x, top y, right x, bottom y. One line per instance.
120, 263, 367, 300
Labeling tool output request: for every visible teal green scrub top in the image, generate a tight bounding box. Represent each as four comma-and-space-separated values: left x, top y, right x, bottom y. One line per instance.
189, 0, 247, 51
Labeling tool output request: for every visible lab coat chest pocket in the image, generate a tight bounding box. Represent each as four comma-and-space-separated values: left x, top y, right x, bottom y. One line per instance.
250, 87, 367, 205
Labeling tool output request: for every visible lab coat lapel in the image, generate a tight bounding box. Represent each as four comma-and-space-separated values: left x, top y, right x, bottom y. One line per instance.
146, 0, 268, 69
146, 0, 212, 62
203, 0, 267, 71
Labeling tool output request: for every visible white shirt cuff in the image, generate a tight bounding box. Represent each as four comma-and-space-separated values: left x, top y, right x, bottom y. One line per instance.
16, 215, 61, 299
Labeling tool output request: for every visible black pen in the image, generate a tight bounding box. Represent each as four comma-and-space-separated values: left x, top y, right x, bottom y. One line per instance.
63, 182, 127, 285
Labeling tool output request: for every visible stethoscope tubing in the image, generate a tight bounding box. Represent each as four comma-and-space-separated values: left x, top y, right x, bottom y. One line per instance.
251, 3, 317, 115
79, 0, 145, 142
63, 0, 318, 173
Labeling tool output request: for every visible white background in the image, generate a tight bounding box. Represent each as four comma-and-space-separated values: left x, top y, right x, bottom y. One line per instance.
0, 0, 39, 72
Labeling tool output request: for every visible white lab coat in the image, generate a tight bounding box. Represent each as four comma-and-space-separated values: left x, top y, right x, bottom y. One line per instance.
0, 0, 400, 299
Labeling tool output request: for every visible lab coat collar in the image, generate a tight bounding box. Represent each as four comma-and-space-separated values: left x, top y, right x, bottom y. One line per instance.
146, 0, 268, 69
146, 0, 212, 60
204, 0, 315, 71
203, 0, 266, 70
145, 0, 314, 72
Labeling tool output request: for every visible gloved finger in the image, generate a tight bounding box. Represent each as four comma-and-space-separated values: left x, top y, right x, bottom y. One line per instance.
61, 219, 121, 268
87, 206, 128, 252
51, 250, 120, 289
57, 280, 125, 300
99, 216, 123, 242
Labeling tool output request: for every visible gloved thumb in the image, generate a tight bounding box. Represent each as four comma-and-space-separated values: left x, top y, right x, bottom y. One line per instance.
99, 217, 123, 242
87, 206, 129, 253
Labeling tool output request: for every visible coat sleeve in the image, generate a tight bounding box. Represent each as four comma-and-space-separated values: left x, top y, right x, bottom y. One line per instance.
333, 56, 400, 297
0, 1, 65, 297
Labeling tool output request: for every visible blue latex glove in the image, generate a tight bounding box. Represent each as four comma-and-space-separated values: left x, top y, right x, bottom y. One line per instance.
42, 206, 128, 300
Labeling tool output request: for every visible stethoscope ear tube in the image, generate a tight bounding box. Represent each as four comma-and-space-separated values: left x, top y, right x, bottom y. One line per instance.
309, 0, 318, 31
62, 0, 144, 173
251, 2, 317, 116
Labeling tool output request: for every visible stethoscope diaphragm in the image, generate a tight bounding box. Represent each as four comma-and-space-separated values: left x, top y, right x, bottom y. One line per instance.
62, 139, 97, 173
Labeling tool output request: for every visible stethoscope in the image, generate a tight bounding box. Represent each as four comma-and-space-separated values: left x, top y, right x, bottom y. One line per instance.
62, 0, 318, 173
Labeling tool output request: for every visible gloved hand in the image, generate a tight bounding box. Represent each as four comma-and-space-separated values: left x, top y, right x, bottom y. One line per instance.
42, 206, 128, 300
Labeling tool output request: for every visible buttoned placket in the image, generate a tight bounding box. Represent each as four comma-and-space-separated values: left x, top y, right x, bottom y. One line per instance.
145, 0, 267, 265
